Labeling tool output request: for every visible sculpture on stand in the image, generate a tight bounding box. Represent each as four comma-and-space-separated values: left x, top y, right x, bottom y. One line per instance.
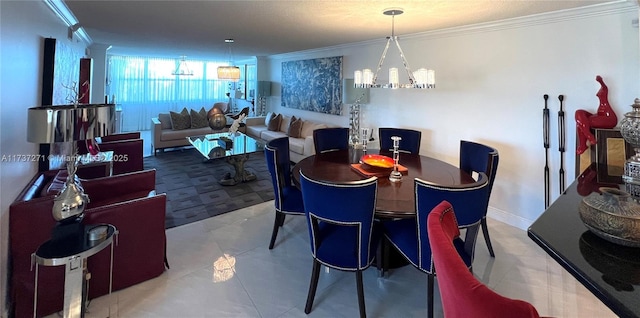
575, 75, 618, 155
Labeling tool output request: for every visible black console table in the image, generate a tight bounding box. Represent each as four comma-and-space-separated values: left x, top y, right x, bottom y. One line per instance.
528, 169, 640, 318
32, 224, 117, 318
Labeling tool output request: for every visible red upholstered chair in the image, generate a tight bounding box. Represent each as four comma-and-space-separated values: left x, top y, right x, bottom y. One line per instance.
427, 200, 541, 318
77, 132, 144, 175
9, 169, 167, 318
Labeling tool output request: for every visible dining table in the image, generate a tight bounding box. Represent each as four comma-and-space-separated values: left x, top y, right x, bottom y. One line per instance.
292, 148, 476, 219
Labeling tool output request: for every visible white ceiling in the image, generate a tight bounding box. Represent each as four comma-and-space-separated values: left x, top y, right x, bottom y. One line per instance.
64, 0, 623, 60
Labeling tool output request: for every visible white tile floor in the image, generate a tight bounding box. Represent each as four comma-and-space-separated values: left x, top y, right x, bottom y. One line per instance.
64, 200, 617, 318
74, 130, 617, 317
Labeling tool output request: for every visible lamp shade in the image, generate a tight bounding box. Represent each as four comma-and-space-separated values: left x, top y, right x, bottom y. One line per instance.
27, 104, 115, 143
342, 79, 369, 104
217, 66, 241, 81
258, 81, 272, 97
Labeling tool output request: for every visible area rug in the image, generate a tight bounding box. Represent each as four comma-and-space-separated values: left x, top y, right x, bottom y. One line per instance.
144, 148, 274, 228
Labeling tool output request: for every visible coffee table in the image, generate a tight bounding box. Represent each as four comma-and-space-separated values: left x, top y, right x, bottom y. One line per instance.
187, 132, 264, 185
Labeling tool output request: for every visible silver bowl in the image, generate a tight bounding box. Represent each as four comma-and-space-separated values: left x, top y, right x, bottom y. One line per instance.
578, 187, 640, 247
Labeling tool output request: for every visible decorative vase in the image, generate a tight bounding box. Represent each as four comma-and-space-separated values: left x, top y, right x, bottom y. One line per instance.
620, 98, 640, 196
208, 107, 227, 131
578, 187, 640, 247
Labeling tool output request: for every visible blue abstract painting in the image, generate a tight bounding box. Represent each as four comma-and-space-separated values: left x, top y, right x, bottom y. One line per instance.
281, 56, 342, 115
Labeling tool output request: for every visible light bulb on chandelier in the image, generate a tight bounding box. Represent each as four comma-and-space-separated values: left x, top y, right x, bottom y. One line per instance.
354, 8, 435, 89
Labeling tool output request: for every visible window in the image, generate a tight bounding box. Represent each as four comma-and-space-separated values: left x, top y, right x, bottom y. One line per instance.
107, 55, 253, 131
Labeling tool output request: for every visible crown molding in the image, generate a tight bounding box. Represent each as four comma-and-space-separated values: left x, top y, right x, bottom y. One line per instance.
42, 0, 92, 45
270, 0, 637, 61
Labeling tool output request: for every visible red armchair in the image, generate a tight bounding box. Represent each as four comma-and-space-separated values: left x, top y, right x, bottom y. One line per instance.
77, 132, 144, 175
9, 169, 167, 318
427, 200, 540, 318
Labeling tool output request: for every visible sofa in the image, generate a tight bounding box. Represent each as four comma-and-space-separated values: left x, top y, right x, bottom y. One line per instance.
245, 112, 332, 163
152, 105, 247, 155
9, 169, 167, 318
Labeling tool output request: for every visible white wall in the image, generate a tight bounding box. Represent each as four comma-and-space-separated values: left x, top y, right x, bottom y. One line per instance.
266, 2, 640, 229
0, 1, 88, 315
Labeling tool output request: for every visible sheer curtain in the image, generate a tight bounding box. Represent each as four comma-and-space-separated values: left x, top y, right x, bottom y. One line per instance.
107, 55, 231, 131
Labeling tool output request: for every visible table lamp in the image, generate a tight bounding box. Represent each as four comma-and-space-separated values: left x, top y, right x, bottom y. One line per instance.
343, 78, 369, 146
257, 81, 271, 116
27, 104, 115, 235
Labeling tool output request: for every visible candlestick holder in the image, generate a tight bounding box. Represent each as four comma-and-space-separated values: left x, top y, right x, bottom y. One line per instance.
389, 136, 402, 182
361, 127, 370, 153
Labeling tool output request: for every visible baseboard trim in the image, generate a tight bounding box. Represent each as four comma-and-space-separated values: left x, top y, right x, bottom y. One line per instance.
487, 206, 535, 231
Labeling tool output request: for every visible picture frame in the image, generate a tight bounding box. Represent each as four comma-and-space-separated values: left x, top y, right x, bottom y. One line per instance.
281, 56, 343, 115
593, 128, 634, 183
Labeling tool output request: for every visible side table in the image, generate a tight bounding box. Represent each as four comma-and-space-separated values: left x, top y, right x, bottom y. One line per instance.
32, 224, 118, 318
78, 151, 114, 177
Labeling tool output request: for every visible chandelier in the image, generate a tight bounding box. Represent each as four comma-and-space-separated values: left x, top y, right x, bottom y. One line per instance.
172, 56, 194, 76
217, 38, 241, 81
354, 8, 435, 89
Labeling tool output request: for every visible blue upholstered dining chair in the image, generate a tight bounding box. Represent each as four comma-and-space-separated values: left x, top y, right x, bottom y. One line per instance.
381, 173, 490, 318
299, 171, 379, 318
264, 137, 305, 249
312, 127, 349, 154
378, 127, 422, 154
459, 140, 499, 257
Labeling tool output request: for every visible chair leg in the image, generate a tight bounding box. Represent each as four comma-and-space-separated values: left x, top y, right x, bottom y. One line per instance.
481, 217, 495, 257
356, 270, 366, 318
376, 236, 391, 277
427, 274, 434, 318
376, 237, 383, 277
305, 259, 321, 314
279, 213, 286, 226
268, 211, 283, 249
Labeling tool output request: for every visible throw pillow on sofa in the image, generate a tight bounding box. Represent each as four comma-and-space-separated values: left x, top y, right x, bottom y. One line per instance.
265, 112, 275, 126
267, 113, 282, 131
158, 113, 173, 129
288, 116, 303, 138
190, 107, 208, 129
170, 108, 191, 130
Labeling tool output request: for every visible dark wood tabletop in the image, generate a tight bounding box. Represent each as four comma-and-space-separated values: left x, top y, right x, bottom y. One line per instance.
292, 148, 476, 219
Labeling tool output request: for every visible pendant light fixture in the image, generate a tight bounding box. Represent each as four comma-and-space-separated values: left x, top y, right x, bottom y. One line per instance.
172, 56, 194, 76
354, 8, 435, 89
217, 38, 241, 81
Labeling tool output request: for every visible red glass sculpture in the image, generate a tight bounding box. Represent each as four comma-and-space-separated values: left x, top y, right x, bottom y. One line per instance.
575, 75, 618, 155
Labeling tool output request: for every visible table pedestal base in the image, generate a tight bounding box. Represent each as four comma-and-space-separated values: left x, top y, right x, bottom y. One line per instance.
219, 155, 256, 186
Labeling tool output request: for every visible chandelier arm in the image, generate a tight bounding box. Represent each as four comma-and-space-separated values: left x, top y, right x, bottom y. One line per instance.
372, 37, 393, 85
392, 36, 416, 85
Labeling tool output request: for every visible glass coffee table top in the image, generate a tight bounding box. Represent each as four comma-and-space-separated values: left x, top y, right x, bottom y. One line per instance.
187, 132, 263, 160
187, 132, 264, 186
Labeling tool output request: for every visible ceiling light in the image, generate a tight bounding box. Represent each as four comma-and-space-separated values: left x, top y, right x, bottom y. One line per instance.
172, 56, 194, 76
354, 8, 435, 89
217, 39, 240, 81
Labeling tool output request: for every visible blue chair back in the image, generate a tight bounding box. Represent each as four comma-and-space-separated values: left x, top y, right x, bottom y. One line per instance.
414, 173, 489, 270
300, 171, 378, 270
379, 128, 422, 154
313, 127, 349, 154
459, 140, 499, 198
265, 137, 299, 212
